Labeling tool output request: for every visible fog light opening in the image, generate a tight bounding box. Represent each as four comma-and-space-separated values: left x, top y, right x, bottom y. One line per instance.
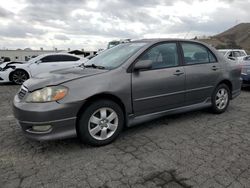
32, 125, 52, 132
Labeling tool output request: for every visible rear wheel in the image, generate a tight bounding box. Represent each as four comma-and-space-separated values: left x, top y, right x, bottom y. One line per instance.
211, 84, 230, 114
77, 100, 124, 146
11, 70, 29, 85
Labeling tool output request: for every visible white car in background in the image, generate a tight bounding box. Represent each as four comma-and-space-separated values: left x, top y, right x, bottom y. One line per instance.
0, 53, 86, 84
218, 49, 247, 62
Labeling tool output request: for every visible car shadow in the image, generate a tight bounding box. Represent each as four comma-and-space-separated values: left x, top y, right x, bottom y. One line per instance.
22, 108, 212, 152
122, 108, 209, 134
242, 86, 250, 91
0, 82, 17, 86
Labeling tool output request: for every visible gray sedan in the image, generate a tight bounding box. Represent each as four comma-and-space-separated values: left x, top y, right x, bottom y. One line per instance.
13, 39, 242, 146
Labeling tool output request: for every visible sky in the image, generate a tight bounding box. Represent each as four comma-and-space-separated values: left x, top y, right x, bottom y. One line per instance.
0, 0, 249, 51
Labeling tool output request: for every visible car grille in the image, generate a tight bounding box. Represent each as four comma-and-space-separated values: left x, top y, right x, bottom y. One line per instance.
18, 86, 28, 100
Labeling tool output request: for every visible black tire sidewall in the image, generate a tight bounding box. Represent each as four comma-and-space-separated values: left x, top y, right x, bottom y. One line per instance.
11, 70, 29, 85
212, 84, 230, 114
77, 100, 124, 146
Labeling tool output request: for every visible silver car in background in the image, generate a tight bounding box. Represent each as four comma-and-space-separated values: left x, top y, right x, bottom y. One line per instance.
218, 49, 247, 62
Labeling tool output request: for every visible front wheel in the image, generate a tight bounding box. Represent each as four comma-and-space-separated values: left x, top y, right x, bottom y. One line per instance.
211, 84, 230, 114
77, 100, 124, 146
11, 70, 29, 85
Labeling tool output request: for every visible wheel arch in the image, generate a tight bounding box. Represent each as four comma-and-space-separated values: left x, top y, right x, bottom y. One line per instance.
9, 68, 30, 82
76, 93, 128, 134
217, 79, 233, 98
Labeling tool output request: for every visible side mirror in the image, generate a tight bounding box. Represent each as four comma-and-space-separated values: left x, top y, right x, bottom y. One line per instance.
134, 60, 153, 71
36, 60, 42, 64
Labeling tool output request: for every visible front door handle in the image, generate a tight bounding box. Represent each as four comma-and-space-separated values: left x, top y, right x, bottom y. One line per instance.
173, 70, 184, 76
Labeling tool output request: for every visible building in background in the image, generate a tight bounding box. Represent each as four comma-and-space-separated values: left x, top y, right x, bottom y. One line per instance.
0, 48, 58, 61
0, 48, 97, 62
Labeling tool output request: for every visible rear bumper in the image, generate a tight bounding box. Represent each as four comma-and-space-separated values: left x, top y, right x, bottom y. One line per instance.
13, 95, 85, 141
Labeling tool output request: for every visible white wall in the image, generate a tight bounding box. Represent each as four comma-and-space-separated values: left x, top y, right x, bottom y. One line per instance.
0, 50, 97, 61
0, 50, 56, 61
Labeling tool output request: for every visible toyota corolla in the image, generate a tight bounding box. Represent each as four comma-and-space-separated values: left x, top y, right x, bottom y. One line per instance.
13, 39, 242, 146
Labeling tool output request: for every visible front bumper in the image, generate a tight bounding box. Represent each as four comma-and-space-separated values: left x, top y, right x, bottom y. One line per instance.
0, 69, 11, 83
13, 95, 85, 141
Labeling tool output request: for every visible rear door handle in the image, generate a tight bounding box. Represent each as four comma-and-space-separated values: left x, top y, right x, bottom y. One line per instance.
173, 70, 184, 76
212, 65, 219, 71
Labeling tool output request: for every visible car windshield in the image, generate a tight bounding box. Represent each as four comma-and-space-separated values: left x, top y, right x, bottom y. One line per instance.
27, 55, 43, 63
84, 42, 147, 70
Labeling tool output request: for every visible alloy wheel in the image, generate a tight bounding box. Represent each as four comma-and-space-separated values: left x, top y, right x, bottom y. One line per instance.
215, 88, 229, 110
12, 71, 28, 84
88, 107, 119, 140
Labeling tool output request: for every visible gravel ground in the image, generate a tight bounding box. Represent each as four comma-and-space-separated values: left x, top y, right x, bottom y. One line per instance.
0, 83, 250, 188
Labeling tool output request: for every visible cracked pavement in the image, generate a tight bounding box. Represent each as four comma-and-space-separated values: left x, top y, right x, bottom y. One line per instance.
0, 83, 250, 188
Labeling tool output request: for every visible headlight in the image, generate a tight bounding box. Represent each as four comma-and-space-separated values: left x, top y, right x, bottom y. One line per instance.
26, 86, 68, 103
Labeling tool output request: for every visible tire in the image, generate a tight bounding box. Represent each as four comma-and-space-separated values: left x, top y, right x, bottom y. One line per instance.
211, 84, 230, 114
11, 70, 29, 85
77, 100, 124, 146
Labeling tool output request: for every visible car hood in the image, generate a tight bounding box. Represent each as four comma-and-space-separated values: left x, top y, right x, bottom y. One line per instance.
0, 61, 26, 68
0, 62, 9, 68
23, 67, 109, 91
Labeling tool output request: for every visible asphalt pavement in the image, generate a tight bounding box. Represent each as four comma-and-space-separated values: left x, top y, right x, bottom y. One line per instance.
1, 84, 250, 188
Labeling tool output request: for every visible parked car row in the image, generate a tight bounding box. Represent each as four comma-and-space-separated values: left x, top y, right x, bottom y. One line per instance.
240, 55, 250, 86
0, 53, 86, 84
12, 39, 242, 146
218, 49, 247, 61
217, 49, 250, 87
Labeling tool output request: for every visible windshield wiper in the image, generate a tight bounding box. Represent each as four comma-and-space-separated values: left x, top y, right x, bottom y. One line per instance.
81, 64, 106, 69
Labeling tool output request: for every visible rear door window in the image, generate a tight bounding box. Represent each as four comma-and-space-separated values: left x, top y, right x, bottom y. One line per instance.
233, 51, 241, 58
57, 55, 80, 61
239, 51, 247, 57
40, 55, 57, 63
181, 43, 217, 65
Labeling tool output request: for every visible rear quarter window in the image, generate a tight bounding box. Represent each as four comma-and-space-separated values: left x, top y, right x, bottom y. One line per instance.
58, 55, 80, 61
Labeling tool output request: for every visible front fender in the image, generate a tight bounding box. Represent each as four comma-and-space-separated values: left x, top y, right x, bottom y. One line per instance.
60, 69, 133, 114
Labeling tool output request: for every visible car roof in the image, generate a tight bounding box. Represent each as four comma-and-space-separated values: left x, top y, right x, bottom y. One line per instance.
36, 53, 84, 59
218, 49, 245, 51
132, 38, 200, 43
131, 38, 214, 47
129, 38, 217, 52
41, 53, 80, 56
